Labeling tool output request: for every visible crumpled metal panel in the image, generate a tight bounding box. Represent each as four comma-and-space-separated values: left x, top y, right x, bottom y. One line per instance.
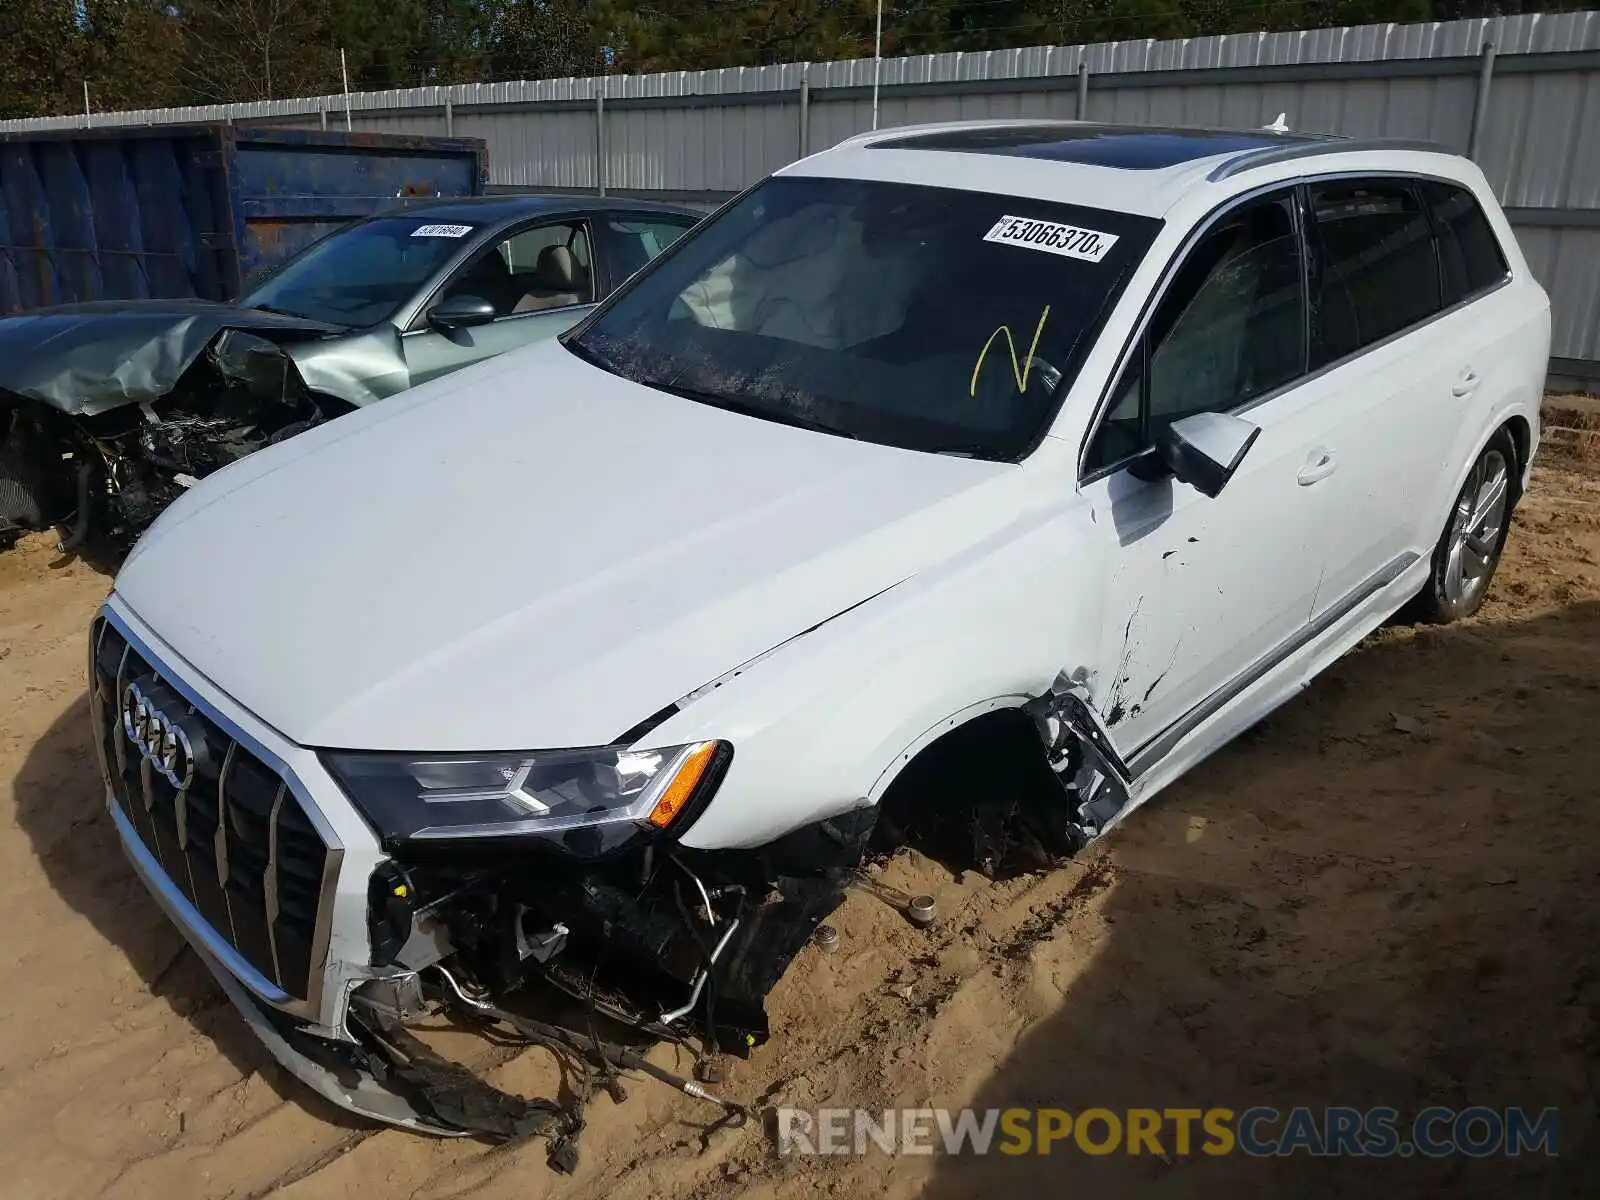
0, 300, 335, 413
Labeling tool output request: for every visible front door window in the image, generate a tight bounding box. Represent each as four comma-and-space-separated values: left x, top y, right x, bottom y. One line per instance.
436, 221, 595, 319
1086, 192, 1306, 474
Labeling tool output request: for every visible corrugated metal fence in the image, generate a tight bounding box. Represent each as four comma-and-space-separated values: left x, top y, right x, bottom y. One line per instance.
4, 11, 1600, 378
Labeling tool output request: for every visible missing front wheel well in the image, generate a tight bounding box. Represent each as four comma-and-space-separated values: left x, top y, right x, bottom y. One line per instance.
872, 709, 1087, 879
1504, 415, 1531, 499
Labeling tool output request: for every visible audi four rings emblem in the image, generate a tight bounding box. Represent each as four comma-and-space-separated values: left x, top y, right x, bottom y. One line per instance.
120, 679, 198, 790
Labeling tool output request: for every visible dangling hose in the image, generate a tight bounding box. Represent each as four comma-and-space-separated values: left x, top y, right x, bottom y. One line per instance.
58, 464, 94, 553
433, 965, 751, 1120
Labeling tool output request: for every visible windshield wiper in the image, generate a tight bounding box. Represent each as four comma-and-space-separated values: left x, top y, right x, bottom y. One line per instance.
649, 381, 861, 442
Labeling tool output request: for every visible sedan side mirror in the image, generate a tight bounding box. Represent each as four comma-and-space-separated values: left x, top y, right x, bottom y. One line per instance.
428, 294, 497, 330
1153, 411, 1261, 498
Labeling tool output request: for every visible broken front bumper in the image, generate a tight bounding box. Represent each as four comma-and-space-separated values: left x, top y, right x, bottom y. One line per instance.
90, 599, 859, 1145
109, 796, 461, 1133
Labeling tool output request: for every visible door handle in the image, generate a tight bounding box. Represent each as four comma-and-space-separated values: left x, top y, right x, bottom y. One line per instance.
1297, 447, 1337, 486
1452, 366, 1481, 397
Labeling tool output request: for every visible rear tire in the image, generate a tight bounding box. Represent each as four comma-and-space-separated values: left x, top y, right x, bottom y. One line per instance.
0, 427, 46, 541
1413, 427, 1519, 624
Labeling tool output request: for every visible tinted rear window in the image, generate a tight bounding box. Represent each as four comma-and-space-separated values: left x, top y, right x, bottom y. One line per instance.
1421, 181, 1510, 305
568, 176, 1160, 460
1309, 182, 1441, 364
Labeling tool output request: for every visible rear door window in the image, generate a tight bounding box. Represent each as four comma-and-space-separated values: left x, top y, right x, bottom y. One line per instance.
1421, 181, 1511, 305
1308, 181, 1441, 365
601, 216, 698, 284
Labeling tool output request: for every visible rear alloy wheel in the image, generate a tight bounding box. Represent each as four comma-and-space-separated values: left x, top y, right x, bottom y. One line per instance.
1417, 428, 1518, 623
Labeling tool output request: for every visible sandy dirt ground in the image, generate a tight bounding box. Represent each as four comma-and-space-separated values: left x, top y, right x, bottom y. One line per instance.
2, 421, 1598, 1199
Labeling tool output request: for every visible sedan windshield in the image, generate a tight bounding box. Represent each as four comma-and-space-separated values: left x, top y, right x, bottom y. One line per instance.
567, 176, 1159, 459
239, 216, 480, 327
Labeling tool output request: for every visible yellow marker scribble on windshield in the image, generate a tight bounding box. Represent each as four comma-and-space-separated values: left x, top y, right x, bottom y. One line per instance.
971, 305, 1051, 398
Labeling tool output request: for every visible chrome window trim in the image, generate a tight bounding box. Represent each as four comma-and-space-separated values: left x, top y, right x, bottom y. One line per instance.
100, 605, 344, 1024
1077, 168, 1514, 487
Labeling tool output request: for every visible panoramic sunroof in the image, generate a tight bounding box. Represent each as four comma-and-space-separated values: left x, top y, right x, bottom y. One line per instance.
874, 124, 1325, 170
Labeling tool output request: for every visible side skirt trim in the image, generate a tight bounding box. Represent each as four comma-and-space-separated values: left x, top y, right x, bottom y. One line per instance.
1126, 551, 1419, 777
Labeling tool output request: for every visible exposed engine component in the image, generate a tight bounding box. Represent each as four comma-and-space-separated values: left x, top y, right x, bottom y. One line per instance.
360, 804, 876, 1066
316, 808, 884, 1164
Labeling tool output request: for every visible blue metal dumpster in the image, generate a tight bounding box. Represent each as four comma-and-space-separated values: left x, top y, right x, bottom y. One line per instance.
0, 125, 488, 314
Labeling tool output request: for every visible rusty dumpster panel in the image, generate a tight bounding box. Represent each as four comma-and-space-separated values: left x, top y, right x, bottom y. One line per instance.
0, 125, 487, 314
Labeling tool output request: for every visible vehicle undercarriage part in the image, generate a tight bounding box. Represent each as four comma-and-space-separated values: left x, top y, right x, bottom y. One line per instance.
336, 806, 878, 1161
373, 967, 750, 1167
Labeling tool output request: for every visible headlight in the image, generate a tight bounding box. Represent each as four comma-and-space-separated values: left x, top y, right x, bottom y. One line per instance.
321, 740, 729, 855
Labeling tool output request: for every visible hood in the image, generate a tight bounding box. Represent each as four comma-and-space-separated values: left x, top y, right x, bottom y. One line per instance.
114, 341, 1017, 751
0, 300, 339, 414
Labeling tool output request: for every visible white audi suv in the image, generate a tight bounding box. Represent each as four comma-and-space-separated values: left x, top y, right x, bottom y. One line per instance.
88, 120, 1548, 1147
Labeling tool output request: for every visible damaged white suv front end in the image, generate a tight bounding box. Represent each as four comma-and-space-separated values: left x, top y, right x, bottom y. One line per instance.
90, 120, 1548, 1159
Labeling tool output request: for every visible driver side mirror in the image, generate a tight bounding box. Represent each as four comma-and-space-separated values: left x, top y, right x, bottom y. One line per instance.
1152, 411, 1261, 498
428, 294, 497, 331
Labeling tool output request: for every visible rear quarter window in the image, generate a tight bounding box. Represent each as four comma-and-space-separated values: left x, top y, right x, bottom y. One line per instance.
1421, 180, 1511, 305
1308, 181, 1441, 364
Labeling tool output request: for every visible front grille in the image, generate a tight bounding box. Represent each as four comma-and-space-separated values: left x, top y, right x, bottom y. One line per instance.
89, 616, 333, 1003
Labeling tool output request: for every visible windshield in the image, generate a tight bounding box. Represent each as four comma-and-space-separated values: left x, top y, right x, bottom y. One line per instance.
567, 176, 1159, 459
239, 216, 480, 327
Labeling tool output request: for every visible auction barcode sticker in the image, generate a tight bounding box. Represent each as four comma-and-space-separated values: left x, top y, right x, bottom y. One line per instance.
411, 223, 475, 238
983, 215, 1118, 263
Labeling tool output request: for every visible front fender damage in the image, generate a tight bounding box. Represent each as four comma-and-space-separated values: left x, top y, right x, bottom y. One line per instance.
276, 673, 1128, 1165
1025, 671, 1136, 838
871, 673, 1136, 881
311, 805, 878, 1162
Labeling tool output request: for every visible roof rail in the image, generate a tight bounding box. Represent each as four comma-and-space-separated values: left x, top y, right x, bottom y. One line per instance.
1208, 137, 1456, 182
836, 116, 1087, 150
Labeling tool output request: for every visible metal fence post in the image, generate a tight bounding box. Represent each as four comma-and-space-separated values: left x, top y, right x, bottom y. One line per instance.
596, 86, 607, 197
444, 96, 454, 137
1077, 61, 1090, 120
318, 103, 328, 131
798, 65, 811, 161
1468, 40, 1497, 160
